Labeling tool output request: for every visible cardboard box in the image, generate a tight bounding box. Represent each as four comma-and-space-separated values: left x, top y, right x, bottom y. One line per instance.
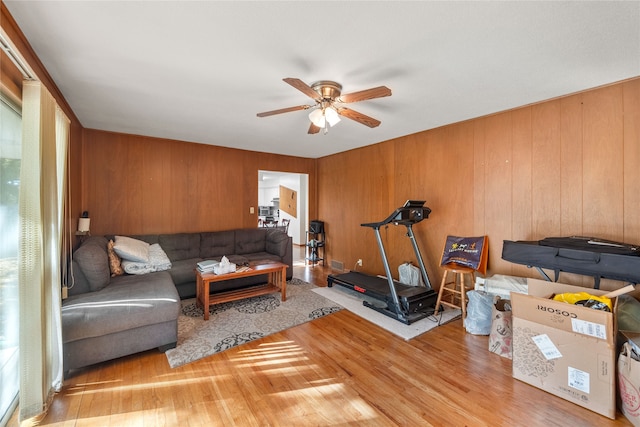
511, 278, 616, 419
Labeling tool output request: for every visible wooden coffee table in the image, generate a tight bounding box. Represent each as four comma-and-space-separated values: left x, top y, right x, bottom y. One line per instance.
195, 262, 287, 320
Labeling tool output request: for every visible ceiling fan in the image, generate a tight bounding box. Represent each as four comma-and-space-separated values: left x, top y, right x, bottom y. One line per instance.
257, 78, 392, 134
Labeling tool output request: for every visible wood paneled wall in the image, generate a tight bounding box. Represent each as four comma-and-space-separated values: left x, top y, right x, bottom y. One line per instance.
318, 78, 640, 289
80, 129, 317, 236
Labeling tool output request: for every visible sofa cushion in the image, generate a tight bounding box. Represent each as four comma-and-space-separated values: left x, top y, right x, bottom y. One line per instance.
113, 235, 150, 263
159, 233, 200, 261
61, 271, 179, 343
242, 252, 283, 264
166, 257, 202, 286
235, 228, 267, 255
73, 236, 111, 292
266, 229, 289, 258
200, 230, 235, 258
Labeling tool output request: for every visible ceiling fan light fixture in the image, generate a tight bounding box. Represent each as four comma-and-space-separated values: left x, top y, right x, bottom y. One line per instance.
308, 108, 325, 128
309, 106, 340, 129
325, 106, 340, 127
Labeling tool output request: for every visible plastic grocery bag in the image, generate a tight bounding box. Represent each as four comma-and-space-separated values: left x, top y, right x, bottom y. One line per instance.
398, 262, 423, 287
464, 290, 496, 335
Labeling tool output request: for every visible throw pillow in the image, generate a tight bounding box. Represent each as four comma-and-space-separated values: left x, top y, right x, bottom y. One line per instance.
107, 239, 124, 277
73, 239, 110, 292
113, 235, 150, 263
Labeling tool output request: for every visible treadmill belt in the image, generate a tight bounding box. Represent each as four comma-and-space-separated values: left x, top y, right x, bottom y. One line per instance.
328, 271, 435, 299
328, 271, 393, 300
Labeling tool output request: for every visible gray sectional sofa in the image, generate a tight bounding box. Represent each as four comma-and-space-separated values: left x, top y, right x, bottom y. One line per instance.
62, 227, 292, 374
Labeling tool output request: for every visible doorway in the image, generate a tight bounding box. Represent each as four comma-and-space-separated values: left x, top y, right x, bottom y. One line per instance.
258, 170, 308, 246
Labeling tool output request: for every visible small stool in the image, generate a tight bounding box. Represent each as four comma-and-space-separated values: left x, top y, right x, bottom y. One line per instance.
434, 263, 476, 321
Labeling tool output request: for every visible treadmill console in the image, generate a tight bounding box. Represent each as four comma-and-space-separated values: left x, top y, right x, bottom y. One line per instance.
397, 200, 431, 223
362, 200, 432, 228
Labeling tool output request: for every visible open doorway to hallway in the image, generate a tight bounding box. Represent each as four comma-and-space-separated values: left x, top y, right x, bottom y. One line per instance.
258, 170, 308, 247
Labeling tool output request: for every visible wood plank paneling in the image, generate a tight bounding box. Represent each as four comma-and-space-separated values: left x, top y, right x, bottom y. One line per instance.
583, 85, 624, 240
483, 112, 513, 273
319, 77, 640, 288
78, 78, 640, 288
167, 140, 194, 231
317, 141, 395, 273
510, 106, 533, 277
393, 132, 436, 272
558, 94, 590, 287
81, 129, 316, 236
473, 118, 486, 235
531, 100, 562, 239
624, 79, 640, 243
142, 136, 168, 233
559, 93, 584, 236
413, 123, 475, 282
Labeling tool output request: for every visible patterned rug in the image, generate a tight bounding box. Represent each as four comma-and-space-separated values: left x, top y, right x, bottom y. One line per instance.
165, 278, 342, 368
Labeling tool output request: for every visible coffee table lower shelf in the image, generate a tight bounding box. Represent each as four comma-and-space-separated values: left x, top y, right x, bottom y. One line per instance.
195, 262, 287, 320
208, 283, 281, 305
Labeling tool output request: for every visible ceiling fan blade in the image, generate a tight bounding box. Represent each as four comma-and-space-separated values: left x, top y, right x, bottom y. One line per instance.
336, 107, 382, 128
283, 78, 321, 100
257, 105, 310, 117
308, 123, 321, 134
337, 86, 391, 104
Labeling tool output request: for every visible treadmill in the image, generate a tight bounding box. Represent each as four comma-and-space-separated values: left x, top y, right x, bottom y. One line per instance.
327, 200, 438, 325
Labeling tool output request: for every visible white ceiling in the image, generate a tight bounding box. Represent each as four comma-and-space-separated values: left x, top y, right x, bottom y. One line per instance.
5, 1, 640, 159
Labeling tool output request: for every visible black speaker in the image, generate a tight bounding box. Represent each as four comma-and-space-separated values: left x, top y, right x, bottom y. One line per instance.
309, 220, 324, 234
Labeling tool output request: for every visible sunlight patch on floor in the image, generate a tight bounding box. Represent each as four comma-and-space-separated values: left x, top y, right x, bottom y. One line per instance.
271, 383, 382, 424
65, 375, 232, 396
230, 341, 309, 365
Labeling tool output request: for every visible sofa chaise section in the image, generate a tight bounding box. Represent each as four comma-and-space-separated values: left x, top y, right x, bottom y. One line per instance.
63, 237, 180, 374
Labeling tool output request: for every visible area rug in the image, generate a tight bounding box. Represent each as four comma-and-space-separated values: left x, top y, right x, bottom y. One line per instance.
165, 278, 342, 368
312, 285, 461, 340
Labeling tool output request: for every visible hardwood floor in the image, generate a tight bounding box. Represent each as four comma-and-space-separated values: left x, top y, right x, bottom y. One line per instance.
13, 246, 632, 426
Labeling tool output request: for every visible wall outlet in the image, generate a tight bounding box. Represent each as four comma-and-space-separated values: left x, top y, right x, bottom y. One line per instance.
250, 206, 255, 214
357, 258, 363, 266
62, 286, 68, 299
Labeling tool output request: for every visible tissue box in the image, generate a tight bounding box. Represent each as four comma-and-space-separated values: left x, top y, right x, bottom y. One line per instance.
214, 263, 236, 275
